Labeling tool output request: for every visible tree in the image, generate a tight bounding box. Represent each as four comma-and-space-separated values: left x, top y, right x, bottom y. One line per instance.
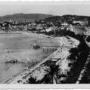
3, 22, 10, 32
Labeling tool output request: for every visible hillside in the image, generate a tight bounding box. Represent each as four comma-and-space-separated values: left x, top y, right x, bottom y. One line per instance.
0, 13, 52, 23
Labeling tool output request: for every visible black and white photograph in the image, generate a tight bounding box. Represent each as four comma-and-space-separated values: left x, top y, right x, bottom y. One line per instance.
0, 0, 90, 87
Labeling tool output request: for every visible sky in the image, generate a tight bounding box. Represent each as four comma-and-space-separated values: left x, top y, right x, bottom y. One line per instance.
0, 1, 90, 16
